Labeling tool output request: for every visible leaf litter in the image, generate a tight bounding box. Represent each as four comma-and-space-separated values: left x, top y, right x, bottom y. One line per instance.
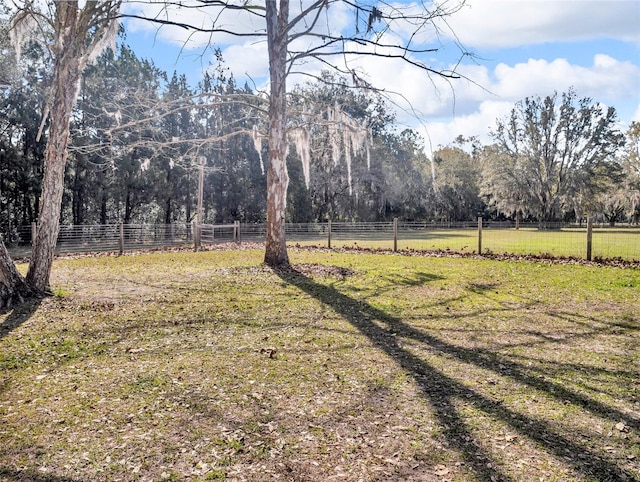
1, 247, 639, 481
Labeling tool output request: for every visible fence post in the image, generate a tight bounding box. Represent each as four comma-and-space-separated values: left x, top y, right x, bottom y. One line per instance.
234, 221, 241, 244
393, 218, 398, 252
31, 222, 37, 245
586, 215, 593, 261
477, 216, 483, 254
193, 221, 200, 251
327, 220, 332, 248
119, 222, 124, 255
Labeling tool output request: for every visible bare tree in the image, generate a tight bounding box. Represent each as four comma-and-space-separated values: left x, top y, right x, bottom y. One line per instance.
126, 0, 469, 266
0, 0, 121, 303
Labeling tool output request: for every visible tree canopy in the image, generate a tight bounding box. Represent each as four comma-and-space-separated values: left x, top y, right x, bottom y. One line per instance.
482, 89, 625, 226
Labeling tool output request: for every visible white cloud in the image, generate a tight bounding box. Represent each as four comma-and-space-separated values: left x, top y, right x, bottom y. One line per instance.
338, 53, 639, 130
123, 1, 267, 48
492, 55, 640, 101
420, 99, 514, 151
408, 54, 640, 150
445, 0, 640, 48
219, 40, 270, 82
633, 104, 640, 122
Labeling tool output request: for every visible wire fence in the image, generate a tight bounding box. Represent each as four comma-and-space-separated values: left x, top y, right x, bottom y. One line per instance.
4, 220, 640, 262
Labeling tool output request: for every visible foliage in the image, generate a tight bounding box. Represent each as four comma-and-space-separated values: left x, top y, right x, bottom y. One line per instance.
287, 74, 433, 222
1, 43, 438, 228
122, 0, 471, 265
64, 45, 267, 225
615, 121, 640, 223
0, 21, 48, 239
432, 140, 484, 221
483, 89, 625, 225
1, 26, 638, 244
67, 43, 165, 225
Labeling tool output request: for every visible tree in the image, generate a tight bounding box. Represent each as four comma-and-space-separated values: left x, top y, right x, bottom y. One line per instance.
197, 67, 266, 224
128, 0, 469, 266
0, 0, 122, 304
608, 121, 640, 224
286, 72, 382, 222
62, 43, 161, 225
483, 89, 624, 226
0, 28, 48, 237
71, 45, 266, 226
623, 122, 640, 223
363, 128, 433, 221
433, 138, 483, 221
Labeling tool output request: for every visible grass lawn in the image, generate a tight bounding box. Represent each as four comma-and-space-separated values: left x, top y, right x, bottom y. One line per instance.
1, 247, 639, 481
298, 227, 640, 261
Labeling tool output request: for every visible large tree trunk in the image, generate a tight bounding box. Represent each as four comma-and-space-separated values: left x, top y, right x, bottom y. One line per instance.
26, 4, 83, 292
0, 241, 34, 309
264, 0, 290, 267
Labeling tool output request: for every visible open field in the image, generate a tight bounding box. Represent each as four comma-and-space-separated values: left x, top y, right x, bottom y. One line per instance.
325, 227, 640, 261
291, 226, 640, 261
1, 247, 639, 481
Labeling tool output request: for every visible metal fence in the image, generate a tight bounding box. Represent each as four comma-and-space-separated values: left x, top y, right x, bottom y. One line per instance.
7, 223, 199, 259
5, 220, 640, 262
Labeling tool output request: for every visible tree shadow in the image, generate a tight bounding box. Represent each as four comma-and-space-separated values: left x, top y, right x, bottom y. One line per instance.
378, 271, 446, 287
275, 267, 635, 481
0, 298, 41, 341
0, 467, 85, 482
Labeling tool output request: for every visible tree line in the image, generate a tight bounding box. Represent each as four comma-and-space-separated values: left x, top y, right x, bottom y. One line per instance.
2, 39, 639, 248
0, 37, 440, 238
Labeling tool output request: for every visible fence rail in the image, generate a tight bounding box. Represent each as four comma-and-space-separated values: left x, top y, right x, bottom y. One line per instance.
4, 219, 640, 262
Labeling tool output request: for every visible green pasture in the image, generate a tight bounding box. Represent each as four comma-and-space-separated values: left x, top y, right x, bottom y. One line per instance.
294, 227, 640, 261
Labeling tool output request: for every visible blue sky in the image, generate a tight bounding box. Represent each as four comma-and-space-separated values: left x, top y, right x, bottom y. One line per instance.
123, 0, 640, 152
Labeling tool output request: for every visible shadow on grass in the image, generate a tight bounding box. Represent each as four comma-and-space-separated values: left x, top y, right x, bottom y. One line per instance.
0, 468, 85, 482
0, 298, 41, 341
276, 266, 635, 481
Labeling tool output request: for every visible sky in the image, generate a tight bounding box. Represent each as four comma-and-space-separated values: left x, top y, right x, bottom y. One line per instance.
122, 0, 640, 155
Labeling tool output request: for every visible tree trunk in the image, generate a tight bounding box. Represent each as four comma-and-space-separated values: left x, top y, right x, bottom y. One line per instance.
124, 189, 133, 225
0, 240, 34, 309
263, 0, 290, 267
100, 194, 108, 225
71, 156, 85, 225
26, 5, 83, 292
165, 197, 172, 225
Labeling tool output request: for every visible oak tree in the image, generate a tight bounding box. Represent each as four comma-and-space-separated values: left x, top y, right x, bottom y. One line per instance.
483, 89, 624, 226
